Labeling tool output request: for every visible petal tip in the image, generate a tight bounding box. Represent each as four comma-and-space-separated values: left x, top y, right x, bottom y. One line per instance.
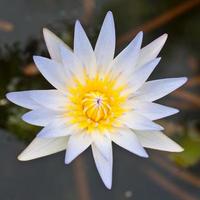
75, 20, 81, 27
64, 156, 71, 165
138, 147, 149, 158
162, 33, 168, 39
105, 182, 112, 190
43, 28, 54, 40
143, 151, 149, 158
43, 27, 49, 34
33, 55, 40, 63
175, 77, 188, 88
64, 160, 70, 165
173, 108, 179, 115
174, 145, 184, 152
17, 153, 27, 161
6, 92, 20, 105
106, 11, 113, 17
6, 92, 13, 101
181, 77, 188, 84
137, 31, 143, 40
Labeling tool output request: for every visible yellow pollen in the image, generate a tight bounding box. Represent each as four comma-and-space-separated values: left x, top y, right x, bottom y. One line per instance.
82, 91, 111, 122
65, 74, 128, 133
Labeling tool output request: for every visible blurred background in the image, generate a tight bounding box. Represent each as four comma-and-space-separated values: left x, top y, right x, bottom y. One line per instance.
0, 0, 200, 199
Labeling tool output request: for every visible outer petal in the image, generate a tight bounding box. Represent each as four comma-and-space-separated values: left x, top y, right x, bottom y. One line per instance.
37, 119, 75, 138
6, 91, 40, 109
29, 89, 68, 111
18, 137, 68, 161
60, 45, 85, 84
22, 108, 60, 126
120, 111, 164, 131
92, 132, 112, 160
33, 56, 68, 93
108, 31, 143, 77
135, 34, 168, 69
127, 58, 161, 92
131, 101, 179, 120
74, 21, 96, 78
95, 11, 115, 71
92, 143, 113, 189
134, 77, 187, 101
43, 28, 71, 62
65, 132, 92, 164
135, 131, 183, 152
111, 128, 148, 157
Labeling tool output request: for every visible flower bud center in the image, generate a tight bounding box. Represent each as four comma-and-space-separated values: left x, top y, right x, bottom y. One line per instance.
82, 91, 111, 122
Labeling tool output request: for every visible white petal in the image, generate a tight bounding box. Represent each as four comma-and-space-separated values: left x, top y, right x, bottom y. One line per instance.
29, 89, 67, 111
136, 34, 168, 69
110, 128, 148, 157
132, 101, 179, 120
108, 31, 143, 77
120, 111, 164, 131
22, 108, 60, 126
128, 58, 161, 92
6, 91, 40, 109
134, 77, 187, 101
95, 11, 115, 70
18, 136, 68, 161
65, 132, 92, 164
92, 143, 113, 189
74, 21, 96, 78
135, 131, 183, 152
92, 132, 112, 160
33, 56, 68, 92
60, 45, 85, 84
37, 119, 75, 138
43, 28, 71, 62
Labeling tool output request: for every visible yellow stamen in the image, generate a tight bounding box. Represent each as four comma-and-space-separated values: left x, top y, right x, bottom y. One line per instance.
65, 74, 128, 133
82, 91, 111, 122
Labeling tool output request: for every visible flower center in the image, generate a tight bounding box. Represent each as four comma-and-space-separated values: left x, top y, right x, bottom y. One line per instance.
66, 74, 128, 132
81, 91, 111, 122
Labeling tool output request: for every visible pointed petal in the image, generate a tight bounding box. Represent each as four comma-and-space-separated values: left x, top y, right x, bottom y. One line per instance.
92, 132, 112, 160
131, 101, 179, 120
92, 143, 113, 189
111, 128, 148, 157
95, 11, 115, 70
108, 31, 143, 76
33, 56, 68, 92
74, 21, 96, 78
18, 137, 68, 161
22, 108, 60, 126
6, 91, 40, 109
120, 111, 164, 131
43, 28, 71, 62
128, 58, 161, 92
65, 132, 92, 164
136, 34, 167, 69
134, 77, 187, 101
60, 45, 85, 84
135, 131, 183, 152
37, 119, 75, 138
29, 89, 67, 111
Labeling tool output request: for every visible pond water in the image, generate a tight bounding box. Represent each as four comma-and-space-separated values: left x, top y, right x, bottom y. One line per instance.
0, 0, 200, 199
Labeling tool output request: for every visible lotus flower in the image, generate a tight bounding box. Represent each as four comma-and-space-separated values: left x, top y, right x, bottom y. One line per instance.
6, 11, 187, 189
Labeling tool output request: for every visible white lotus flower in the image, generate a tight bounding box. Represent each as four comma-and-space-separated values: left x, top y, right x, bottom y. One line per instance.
6, 11, 187, 189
